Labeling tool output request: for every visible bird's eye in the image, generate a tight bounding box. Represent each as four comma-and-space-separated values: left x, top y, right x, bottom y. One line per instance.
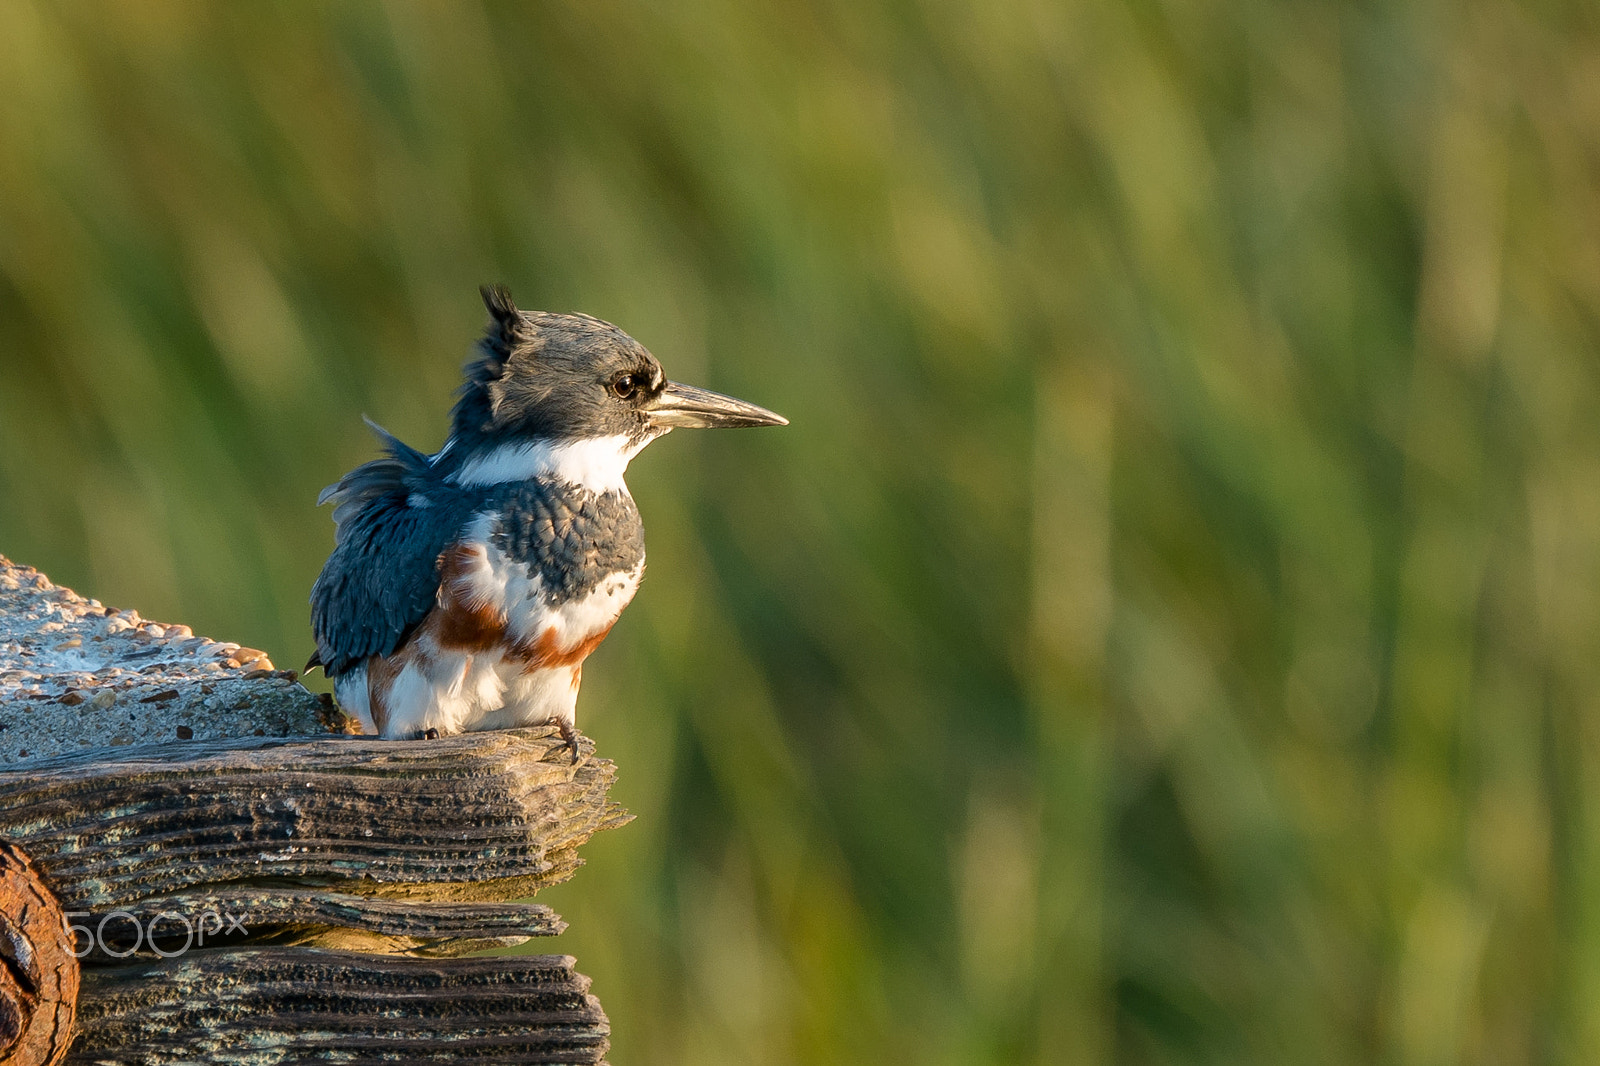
612, 374, 638, 399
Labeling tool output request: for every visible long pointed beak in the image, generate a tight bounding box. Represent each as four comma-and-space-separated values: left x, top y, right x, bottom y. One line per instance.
646, 381, 789, 429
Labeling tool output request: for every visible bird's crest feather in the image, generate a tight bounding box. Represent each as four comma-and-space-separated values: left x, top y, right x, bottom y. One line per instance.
453, 284, 537, 434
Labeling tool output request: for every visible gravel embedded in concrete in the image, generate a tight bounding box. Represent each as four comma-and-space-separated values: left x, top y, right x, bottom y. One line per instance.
0, 555, 357, 765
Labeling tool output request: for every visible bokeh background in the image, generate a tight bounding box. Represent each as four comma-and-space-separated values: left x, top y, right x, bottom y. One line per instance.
1, 1, 1596, 1062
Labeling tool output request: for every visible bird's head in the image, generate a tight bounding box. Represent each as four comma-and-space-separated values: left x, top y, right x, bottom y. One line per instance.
440, 285, 786, 490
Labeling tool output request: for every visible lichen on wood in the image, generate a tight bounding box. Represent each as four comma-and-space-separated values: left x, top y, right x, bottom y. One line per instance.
0, 556, 355, 766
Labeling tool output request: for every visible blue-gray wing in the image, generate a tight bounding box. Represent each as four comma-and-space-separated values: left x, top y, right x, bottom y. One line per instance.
308, 423, 470, 677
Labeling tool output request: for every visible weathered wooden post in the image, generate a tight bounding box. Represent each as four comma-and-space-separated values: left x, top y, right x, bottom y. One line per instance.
0, 556, 628, 1064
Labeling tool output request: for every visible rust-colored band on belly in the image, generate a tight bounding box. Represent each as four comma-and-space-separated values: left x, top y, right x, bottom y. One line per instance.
362, 542, 618, 728
513, 623, 615, 671
433, 543, 508, 652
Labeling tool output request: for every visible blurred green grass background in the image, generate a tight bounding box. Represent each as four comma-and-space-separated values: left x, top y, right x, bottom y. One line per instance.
1, 1, 1595, 1062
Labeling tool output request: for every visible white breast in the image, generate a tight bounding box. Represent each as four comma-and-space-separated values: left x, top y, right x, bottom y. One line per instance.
445, 515, 645, 650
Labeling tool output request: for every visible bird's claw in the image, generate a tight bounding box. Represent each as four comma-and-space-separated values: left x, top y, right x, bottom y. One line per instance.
556, 719, 581, 765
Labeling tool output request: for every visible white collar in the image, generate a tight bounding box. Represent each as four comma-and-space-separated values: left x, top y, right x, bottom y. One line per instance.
445, 433, 663, 494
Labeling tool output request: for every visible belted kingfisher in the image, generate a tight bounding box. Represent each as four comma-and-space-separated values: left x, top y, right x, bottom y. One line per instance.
307, 285, 786, 760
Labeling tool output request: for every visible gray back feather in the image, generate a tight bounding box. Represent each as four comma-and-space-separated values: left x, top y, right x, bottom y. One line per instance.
318, 418, 434, 541
310, 420, 474, 677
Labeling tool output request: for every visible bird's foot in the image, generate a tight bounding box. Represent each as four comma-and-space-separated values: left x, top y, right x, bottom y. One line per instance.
555, 719, 581, 765
414, 727, 440, 740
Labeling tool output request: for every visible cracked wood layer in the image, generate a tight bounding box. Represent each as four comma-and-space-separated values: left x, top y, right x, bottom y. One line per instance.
0, 727, 631, 957
66, 949, 609, 1065
89, 888, 566, 958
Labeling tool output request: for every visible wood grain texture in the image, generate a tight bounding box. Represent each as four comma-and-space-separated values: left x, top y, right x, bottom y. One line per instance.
67, 949, 609, 1065
0, 841, 78, 1066
0, 727, 630, 956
